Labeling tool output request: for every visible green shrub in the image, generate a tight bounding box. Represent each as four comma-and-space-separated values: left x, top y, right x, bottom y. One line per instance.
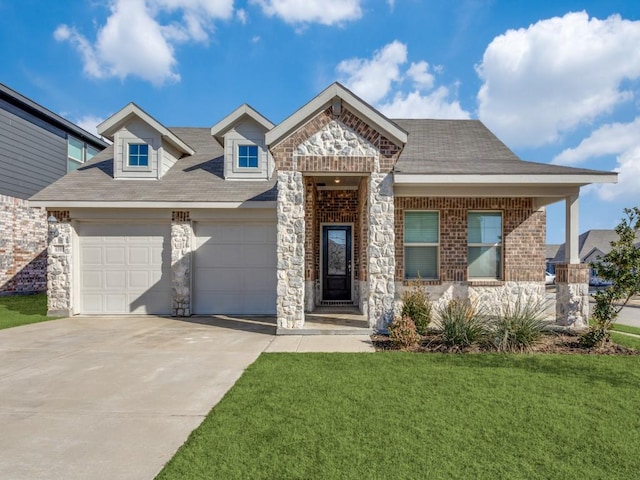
388, 315, 420, 349
400, 285, 432, 336
435, 299, 487, 348
487, 297, 549, 352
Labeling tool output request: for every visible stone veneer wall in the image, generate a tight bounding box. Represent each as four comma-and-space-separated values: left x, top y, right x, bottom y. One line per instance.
0, 194, 47, 294
368, 173, 395, 329
277, 171, 306, 328
555, 264, 590, 328
171, 211, 192, 316
46, 210, 72, 316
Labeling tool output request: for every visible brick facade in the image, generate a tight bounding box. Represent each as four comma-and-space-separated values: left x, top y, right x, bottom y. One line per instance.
394, 197, 545, 284
0, 194, 47, 294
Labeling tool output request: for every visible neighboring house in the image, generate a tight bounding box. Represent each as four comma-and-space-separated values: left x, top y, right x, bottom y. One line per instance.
0, 83, 108, 294
545, 244, 561, 274
31, 83, 617, 330
552, 230, 640, 285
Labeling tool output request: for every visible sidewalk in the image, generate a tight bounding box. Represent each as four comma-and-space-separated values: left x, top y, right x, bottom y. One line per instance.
265, 334, 375, 352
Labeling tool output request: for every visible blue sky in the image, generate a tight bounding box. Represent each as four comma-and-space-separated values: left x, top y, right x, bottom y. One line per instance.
1, 0, 639, 244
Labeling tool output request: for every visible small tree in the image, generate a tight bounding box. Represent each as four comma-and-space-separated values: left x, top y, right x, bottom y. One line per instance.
580, 207, 640, 348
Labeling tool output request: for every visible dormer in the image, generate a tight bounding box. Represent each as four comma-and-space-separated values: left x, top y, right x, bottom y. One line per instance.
210, 104, 274, 180
97, 103, 193, 180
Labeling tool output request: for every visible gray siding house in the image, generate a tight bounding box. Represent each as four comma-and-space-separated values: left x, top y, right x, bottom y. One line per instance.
32, 83, 617, 330
0, 83, 107, 294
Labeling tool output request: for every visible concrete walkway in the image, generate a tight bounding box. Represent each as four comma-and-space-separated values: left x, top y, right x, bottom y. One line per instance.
0, 315, 373, 480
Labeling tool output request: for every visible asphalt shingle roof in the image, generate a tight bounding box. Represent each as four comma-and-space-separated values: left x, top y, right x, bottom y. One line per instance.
393, 119, 611, 176
31, 120, 613, 204
31, 127, 277, 203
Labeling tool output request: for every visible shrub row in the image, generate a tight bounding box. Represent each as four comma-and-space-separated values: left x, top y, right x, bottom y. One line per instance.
388, 288, 549, 352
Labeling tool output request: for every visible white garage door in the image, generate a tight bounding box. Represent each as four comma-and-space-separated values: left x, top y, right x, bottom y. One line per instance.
194, 223, 276, 314
78, 223, 171, 314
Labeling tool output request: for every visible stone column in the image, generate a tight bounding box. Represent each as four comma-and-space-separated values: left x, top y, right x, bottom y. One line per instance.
277, 171, 305, 328
171, 211, 192, 317
368, 172, 395, 330
46, 210, 72, 317
555, 264, 590, 327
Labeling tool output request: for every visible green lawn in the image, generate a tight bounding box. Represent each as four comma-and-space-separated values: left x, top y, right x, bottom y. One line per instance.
612, 323, 640, 336
0, 293, 58, 330
158, 353, 640, 480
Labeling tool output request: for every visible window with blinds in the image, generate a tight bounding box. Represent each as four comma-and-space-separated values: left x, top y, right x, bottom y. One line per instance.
404, 211, 439, 279
468, 211, 502, 279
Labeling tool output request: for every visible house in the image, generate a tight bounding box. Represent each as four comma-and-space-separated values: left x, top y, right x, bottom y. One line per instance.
552, 230, 640, 285
545, 244, 561, 274
30, 83, 617, 330
0, 83, 108, 294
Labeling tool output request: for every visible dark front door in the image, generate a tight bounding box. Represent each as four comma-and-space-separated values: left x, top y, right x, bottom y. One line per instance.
322, 225, 352, 301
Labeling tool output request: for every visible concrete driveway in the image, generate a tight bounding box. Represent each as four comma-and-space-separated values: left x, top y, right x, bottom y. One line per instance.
0, 315, 277, 480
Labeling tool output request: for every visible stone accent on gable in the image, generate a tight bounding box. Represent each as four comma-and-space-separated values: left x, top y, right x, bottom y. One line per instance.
0, 195, 47, 294
277, 171, 306, 328
46, 210, 72, 316
270, 106, 403, 173
171, 210, 192, 317
297, 120, 378, 157
394, 197, 545, 283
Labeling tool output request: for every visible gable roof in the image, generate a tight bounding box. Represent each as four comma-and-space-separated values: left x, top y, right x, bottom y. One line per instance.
393, 119, 616, 184
30, 127, 276, 207
210, 103, 274, 145
97, 103, 194, 155
552, 229, 640, 264
266, 82, 408, 148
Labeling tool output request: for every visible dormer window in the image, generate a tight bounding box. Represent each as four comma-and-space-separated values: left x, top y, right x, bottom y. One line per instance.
238, 144, 259, 168
128, 143, 149, 167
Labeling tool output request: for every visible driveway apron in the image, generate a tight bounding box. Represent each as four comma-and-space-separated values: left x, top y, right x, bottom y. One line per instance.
0, 315, 276, 480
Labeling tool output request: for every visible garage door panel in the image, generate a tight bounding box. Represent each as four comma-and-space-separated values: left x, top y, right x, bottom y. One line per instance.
128, 247, 150, 265
78, 223, 171, 315
194, 222, 276, 314
105, 247, 126, 265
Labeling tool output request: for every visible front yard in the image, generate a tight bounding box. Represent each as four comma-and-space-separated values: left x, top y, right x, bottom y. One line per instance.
0, 293, 57, 330
157, 352, 640, 480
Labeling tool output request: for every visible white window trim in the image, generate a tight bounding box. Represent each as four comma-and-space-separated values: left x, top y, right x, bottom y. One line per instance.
67, 136, 85, 172
467, 210, 503, 280
404, 210, 440, 280
123, 140, 153, 172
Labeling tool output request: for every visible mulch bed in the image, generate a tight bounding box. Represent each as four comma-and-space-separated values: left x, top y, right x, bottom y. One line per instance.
371, 332, 640, 355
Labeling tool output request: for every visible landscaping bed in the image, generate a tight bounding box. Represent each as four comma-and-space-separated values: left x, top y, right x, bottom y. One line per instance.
372, 331, 640, 355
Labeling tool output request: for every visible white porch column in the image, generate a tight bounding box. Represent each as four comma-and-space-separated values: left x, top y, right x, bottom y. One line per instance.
565, 194, 580, 264
556, 192, 589, 327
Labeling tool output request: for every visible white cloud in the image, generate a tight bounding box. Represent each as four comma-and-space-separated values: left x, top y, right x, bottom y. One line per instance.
251, 0, 362, 26
75, 114, 106, 137
54, 0, 233, 86
407, 61, 435, 90
553, 117, 640, 165
337, 41, 407, 103
237, 8, 247, 24
594, 144, 640, 201
379, 87, 470, 119
477, 11, 640, 148
337, 41, 470, 119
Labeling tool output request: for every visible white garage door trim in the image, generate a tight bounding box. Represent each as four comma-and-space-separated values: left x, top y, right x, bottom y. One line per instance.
193, 222, 276, 314
77, 222, 171, 314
